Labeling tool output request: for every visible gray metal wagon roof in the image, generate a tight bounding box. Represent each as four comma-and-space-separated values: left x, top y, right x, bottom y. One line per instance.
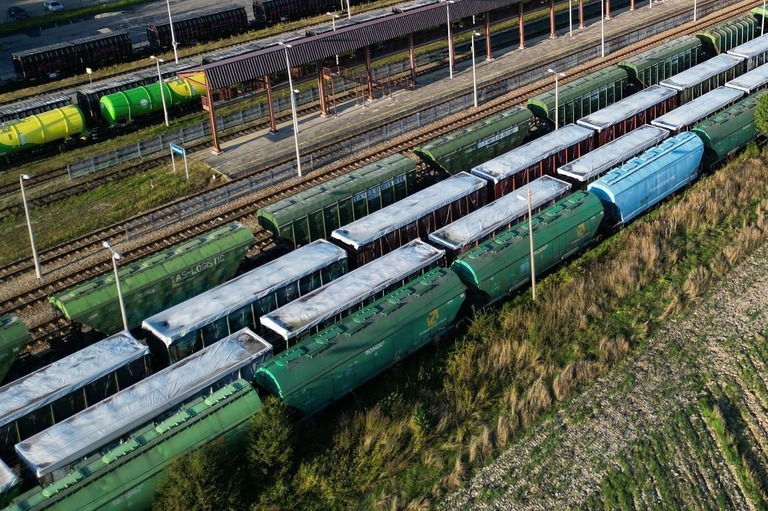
0, 333, 148, 428
651, 87, 744, 131
727, 34, 768, 59
0, 94, 71, 120
558, 125, 669, 182
331, 172, 487, 248
659, 54, 744, 91
471, 124, 594, 182
576, 85, 676, 131
428, 176, 571, 250
260, 239, 443, 341
142, 239, 346, 345
0, 457, 18, 494
725, 63, 768, 93
16, 329, 272, 479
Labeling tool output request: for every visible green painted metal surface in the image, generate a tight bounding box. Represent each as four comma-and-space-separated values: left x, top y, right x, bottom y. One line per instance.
255, 267, 466, 416
691, 90, 766, 168
526, 66, 628, 127
618, 36, 702, 87
451, 191, 604, 304
99, 78, 204, 126
0, 315, 28, 384
49, 222, 254, 335
697, 14, 756, 56
413, 107, 534, 175
257, 154, 417, 246
4, 380, 261, 511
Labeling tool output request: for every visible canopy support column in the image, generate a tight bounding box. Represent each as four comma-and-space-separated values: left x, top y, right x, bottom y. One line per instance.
518, 2, 525, 49
485, 12, 493, 61
605, 0, 612, 19
365, 45, 374, 100
550, 0, 556, 38
579, 0, 585, 28
265, 74, 277, 133
318, 61, 329, 117
409, 33, 417, 85
206, 85, 221, 154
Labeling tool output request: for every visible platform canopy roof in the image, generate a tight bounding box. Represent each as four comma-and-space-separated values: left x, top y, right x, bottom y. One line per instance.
183, 0, 519, 90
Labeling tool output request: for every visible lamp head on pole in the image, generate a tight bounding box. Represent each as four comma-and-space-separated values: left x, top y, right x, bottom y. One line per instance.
21, 174, 30, 180
547, 68, 566, 77
278, 41, 292, 49
102, 240, 112, 249
113, 252, 122, 261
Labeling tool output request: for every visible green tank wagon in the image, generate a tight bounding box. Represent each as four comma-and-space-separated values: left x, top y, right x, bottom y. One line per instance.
99, 75, 206, 126
413, 106, 534, 175
697, 14, 756, 57
0, 315, 28, 384
257, 154, 417, 247
255, 267, 466, 416
691, 90, 766, 169
526, 66, 628, 127
618, 36, 702, 88
4, 379, 261, 511
450, 191, 604, 305
49, 222, 254, 335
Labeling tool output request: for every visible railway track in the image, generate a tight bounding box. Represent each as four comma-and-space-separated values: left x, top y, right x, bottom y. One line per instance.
0, 0, 756, 347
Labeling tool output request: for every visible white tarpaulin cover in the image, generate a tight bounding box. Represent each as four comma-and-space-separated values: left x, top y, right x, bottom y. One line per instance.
16, 329, 272, 479
471, 124, 594, 183
260, 239, 443, 340
725, 63, 768, 93
0, 332, 147, 427
331, 172, 486, 248
728, 34, 768, 59
651, 87, 743, 131
559, 125, 669, 181
429, 176, 571, 250
659, 54, 744, 91
577, 86, 677, 131
143, 240, 346, 346
0, 457, 18, 493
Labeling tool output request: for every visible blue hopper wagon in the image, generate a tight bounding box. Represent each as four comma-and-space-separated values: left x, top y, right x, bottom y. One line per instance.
587, 132, 704, 225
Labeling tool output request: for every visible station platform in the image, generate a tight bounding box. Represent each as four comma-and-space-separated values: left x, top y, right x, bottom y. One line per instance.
195, 0, 701, 177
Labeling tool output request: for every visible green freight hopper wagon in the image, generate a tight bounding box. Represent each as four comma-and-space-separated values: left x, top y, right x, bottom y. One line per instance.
0, 315, 28, 384
4, 380, 261, 511
450, 191, 604, 305
49, 222, 254, 335
691, 90, 766, 169
0, 106, 85, 157
526, 66, 628, 128
696, 14, 756, 57
99, 74, 206, 126
256, 267, 466, 416
618, 36, 702, 88
413, 106, 534, 175
257, 154, 417, 247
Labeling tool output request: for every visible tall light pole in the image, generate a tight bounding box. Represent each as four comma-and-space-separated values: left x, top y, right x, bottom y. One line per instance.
20, 175, 41, 279
471, 32, 481, 108
440, 0, 454, 79
103, 241, 129, 332
601, 0, 605, 58
518, 189, 536, 301
327, 12, 339, 65
150, 56, 169, 127
279, 42, 302, 178
569, 0, 573, 37
762, 0, 766, 35
547, 68, 565, 129
165, 0, 178, 64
